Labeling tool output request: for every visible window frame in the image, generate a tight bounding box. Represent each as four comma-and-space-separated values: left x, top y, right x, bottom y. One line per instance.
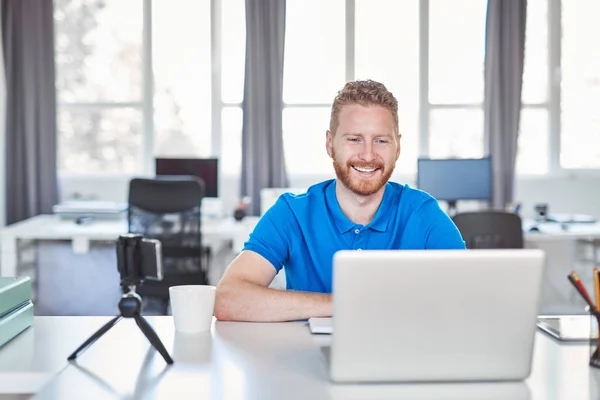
56, 0, 600, 182
57, 0, 241, 179
522, 0, 600, 176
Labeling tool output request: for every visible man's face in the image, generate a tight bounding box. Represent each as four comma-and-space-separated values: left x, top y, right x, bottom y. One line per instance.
326, 105, 401, 197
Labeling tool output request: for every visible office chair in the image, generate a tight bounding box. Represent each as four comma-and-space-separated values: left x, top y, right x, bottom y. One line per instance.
128, 177, 210, 314
452, 211, 524, 249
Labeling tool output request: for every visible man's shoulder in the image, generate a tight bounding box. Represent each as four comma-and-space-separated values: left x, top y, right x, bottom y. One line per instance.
388, 181, 436, 209
277, 179, 332, 208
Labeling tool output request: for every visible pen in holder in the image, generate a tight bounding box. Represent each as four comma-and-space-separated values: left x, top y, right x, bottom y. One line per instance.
568, 270, 600, 368
590, 307, 600, 369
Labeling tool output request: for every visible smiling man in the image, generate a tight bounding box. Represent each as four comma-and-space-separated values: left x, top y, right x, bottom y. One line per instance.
214, 80, 465, 322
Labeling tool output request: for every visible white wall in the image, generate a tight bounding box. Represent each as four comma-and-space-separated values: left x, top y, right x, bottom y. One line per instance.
57, 172, 600, 220
515, 175, 600, 219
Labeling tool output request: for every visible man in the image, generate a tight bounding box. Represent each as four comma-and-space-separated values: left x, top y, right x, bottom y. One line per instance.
215, 80, 465, 322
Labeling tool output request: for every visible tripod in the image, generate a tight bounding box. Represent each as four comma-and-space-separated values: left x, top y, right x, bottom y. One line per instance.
67, 285, 174, 364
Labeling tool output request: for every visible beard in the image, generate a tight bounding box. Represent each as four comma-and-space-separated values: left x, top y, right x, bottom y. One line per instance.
332, 149, 395, 197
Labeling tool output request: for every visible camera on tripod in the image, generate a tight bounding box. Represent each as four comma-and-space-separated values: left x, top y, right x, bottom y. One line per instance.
68, 234, 174, 365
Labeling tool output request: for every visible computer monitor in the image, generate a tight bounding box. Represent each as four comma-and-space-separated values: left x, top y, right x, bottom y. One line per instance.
417, 157, 492, 214
155, 158, 219, 198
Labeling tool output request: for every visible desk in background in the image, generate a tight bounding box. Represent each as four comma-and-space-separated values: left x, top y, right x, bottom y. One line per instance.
523, 220, 600, 310
0, 316, 597, 399
0, 214, 259, 278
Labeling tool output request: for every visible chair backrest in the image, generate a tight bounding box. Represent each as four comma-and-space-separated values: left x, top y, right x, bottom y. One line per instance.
128, 177, 206, 299
452, 211, 524, 249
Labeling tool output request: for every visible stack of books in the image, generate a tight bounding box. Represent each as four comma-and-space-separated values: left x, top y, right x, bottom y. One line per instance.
0, 276, 34, 347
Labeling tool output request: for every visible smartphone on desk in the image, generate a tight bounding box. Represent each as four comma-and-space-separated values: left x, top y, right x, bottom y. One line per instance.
537, 315, 598, 342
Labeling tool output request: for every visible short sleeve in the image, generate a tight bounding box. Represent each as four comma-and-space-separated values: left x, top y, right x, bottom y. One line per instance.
416, 199, 466, 249
242, 195, 296, 272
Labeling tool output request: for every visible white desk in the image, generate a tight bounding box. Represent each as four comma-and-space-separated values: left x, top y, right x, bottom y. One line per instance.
523, 221, 600, 308
0, 215, 259, 277
523, 220, 600, 241
0, 316, 597, 399
0, 317, 122, 394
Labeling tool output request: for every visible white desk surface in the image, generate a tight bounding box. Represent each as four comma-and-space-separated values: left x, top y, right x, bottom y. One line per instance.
0, 214, 260, 241
0, 317, 122, 394
523, 220, 600, 241
0, 215, 260, 277
0, 316, 595, 399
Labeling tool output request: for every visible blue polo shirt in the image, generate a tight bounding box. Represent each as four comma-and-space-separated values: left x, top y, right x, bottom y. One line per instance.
243, 179, 465, 293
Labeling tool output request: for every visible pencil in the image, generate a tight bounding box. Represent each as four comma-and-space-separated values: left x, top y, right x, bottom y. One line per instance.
594, 268, 600, 313
594, 268, 600, 351
571, 271, 595, 310
567, 273, 595, 311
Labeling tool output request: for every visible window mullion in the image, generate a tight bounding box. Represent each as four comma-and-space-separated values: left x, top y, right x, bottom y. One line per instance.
548, 0, 562, 174
211, 0, 223, 158
419, 0, 430, 157
345, 0, 355, 82
142, 0, 154, 175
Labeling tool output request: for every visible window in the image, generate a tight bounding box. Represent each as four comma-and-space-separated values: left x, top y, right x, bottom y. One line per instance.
428, 0, 485, 105
282, 0, 344, 176
54, 0, 246, 175
219, 0, 246, 174
153, 0, 212, 159
560, 0, 600, 169
427, 0, 486, 160
518, 0, 600, 173
282, 0, 486, 178
55, 0, 600, 179
355, 0, 419, 175
283, 0, 345, 104
518, 0, 549, 175
281, 0, 600, 178
55, 0, 144, 173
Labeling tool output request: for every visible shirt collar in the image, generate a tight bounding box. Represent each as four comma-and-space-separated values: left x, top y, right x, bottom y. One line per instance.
367, 182, 395, 232
326, 180, 395, 234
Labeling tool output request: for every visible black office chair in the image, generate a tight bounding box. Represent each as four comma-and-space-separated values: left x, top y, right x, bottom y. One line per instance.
452, 211, 524, 249
128, 176, 210, 313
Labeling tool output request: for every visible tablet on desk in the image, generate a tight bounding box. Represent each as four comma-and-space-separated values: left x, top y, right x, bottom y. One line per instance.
537, 315, 598, 341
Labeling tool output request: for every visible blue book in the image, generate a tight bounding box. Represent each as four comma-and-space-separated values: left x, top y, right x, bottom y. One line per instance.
0, 276, 32, 319
0, 300, 34, 348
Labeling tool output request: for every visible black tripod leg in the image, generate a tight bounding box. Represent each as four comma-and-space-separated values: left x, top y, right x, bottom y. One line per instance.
133, 314, 174, 364
68, 316, 123, 361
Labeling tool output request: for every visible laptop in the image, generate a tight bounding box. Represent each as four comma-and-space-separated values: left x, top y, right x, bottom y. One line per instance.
325, 249, 545, 383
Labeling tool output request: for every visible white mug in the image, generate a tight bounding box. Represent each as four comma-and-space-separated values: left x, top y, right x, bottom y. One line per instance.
169, 285, 216, 333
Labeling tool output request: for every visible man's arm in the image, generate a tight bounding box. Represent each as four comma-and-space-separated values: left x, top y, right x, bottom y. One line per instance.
214, 250, 332, 322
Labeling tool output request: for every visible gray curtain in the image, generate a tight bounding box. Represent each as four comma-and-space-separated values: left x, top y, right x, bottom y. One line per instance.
484, 0, 527, 210
240, 0, 288, 216
2, 0, 59, 224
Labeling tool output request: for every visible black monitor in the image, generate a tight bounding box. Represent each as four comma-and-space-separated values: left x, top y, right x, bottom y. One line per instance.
155, 158, 219, 198
417, 157, 492, 214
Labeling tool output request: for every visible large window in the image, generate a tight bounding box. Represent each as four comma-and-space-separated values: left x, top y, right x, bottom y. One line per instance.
518, 0, 600, 174
282, 0, 486, 178
427, 0, 486, 160
55, 0, 144, 173
517, 0, 549, 175
54, 0, 245, 175
560, 0, 600, 169
55, 0, 600, 178
152, 0, 212, 160
282, 0, 345, 176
